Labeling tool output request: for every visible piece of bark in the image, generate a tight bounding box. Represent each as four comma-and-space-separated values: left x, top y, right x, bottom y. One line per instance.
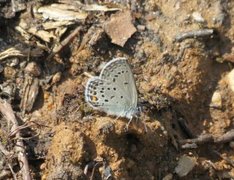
104, 10, 136, 47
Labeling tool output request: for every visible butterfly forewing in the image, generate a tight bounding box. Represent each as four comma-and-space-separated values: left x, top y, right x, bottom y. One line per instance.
100, 58, 138, 107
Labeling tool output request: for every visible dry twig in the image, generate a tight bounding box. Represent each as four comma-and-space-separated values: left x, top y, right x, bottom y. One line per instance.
174, 29, 214, 42
47, 26, 82, 60
0, 99, 31, 180
179, 129, 234, 149
215, 129, 234, 143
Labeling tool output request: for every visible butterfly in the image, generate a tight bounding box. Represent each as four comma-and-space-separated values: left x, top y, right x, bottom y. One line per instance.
85, 57, 138, 120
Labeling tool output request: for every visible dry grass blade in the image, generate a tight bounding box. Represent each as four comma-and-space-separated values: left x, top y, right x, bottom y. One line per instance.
0, 48, 24, 61
0, 47, 43, 61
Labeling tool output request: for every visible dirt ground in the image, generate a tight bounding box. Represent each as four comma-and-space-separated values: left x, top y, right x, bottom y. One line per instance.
0, 0, 234, 179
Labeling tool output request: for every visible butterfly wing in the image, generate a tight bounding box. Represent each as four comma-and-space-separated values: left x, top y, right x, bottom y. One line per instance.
85, 77, 133, 117
85, 58, 138, 118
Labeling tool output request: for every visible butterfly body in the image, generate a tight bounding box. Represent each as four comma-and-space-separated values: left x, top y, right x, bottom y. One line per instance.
85, 57, 138, 119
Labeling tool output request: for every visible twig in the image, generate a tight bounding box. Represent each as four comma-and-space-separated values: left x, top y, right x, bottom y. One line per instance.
179, 134, 214, 145
0, 169, 11, 179
47, 26, 82, 60
179, 129, 234, 149
0, 99, 31, 180
174, 29, 214, 42
0, 47, 24, 61
8, 123, 32, 138
8, 163, 17, 180
215, 129, 234, 143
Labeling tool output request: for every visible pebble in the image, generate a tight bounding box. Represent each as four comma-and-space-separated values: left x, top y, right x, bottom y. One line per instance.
229, 141, 234, 149
51, 72, 62, 84
4, 66, 16, 79
162, 173, 173, 180
210, 91, 222, 108
227, 69, 234, 92
192, 12, 205, 23
137, 25, 146, 31
7, 57, 19, 67
25, 62, 41, 77
175, 155, 196, 177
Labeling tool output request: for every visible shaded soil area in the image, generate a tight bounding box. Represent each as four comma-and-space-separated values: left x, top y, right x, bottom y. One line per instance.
0, 0, 234, 179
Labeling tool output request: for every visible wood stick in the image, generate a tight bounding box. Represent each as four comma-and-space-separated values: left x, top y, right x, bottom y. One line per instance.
0, 99, 31, 180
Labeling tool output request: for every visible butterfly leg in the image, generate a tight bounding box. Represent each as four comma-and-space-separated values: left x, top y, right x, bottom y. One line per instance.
112, 115, 120, 126
124, 116, 133, 131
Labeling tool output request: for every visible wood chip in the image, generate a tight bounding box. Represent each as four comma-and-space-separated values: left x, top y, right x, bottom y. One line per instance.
18, 20, 56, 43
20, 76, 39, 113
37, 4, 88, 21
104, 10, 136, 47
175, 155, 197, 177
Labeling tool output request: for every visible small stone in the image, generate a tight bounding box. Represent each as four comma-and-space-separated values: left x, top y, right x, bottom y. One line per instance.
227, 69, 234, 93
25, 62, 41, 77
210, 91, 222, 108
137, 25, 146, 31
192, 12, 205, 23
20, 61, 27, 68
229, 141, 234, 149
4, 66, 16, 79
7, 57, 19, 67
51, 72, 62, 85
162, 173, 173, 180
175, 155, 196, 177
40, 163, 46, 170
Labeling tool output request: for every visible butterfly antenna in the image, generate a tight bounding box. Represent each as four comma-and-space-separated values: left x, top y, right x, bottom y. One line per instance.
137, 105, 148, 133
113, 115, 120, 123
